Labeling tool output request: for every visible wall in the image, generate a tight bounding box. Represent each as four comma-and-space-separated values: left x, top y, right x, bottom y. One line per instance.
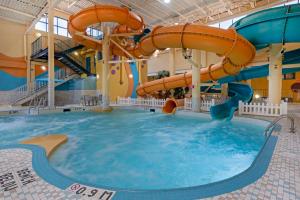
251, 72, 300, 102
147, 48, 221, 75
0, 18, 27, 91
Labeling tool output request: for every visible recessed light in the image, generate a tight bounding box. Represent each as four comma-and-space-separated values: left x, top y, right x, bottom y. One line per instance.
164, 0, 171, 3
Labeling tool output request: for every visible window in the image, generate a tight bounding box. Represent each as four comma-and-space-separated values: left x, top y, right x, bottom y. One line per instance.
35, 16, 71, 38
283, 73, 296, 80
35, 16, 47, 32
86, 27, 103, 39
220, 19, 233, 29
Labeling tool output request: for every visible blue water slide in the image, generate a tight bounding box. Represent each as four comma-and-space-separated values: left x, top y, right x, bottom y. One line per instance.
210, 4, 300, 120
210, 83, 253, 120
129, 62, 139, 98
231, 4, 300, 48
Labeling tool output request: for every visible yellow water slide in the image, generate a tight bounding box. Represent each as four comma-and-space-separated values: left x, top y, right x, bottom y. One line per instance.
68, 5, 256, 112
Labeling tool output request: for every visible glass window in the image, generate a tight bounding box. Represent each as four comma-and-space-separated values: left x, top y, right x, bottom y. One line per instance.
35, 22, 47, 32
209, 23, 219, 28
283, 73, 295, 80
220, 19, 233, 29
40, 16, 47, 23
58, 28, 68, 37
54, 26, 58, 34
233, 15, 246, 23
285, 0, 298, 5
57, 17, 68, 28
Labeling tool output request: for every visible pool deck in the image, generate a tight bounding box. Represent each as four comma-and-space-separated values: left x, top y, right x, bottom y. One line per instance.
0, 113, 299, 199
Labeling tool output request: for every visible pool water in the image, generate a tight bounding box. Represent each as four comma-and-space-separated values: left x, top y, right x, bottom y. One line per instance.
0, 109, 267, 190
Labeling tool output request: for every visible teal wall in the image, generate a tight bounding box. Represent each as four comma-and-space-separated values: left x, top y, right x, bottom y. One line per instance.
56, 76, 96, 91
0, 70, 26, 91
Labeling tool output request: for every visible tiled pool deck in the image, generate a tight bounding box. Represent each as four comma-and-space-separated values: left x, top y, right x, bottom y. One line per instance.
0, 114, 299, 200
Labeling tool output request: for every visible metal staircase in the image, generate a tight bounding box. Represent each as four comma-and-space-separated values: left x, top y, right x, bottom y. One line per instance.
31, 36, 93, 76
10, 68, 79, 106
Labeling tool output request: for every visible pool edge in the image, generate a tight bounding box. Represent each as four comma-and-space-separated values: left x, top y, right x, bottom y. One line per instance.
0, 134, 277, 200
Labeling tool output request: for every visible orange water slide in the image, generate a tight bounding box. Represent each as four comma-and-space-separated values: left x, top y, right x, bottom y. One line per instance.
68, 5, 256, 97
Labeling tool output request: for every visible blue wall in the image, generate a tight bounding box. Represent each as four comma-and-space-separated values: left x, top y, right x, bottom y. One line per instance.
0, 70, 26, 91
56, 76, 96, 91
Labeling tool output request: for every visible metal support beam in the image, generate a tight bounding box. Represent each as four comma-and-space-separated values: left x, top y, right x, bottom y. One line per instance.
0, 5, 35, 18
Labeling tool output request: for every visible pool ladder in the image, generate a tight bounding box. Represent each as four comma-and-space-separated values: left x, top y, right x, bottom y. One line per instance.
264, 114, 296, 137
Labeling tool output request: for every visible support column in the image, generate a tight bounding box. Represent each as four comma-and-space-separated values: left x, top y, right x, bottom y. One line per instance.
268, 44, 283, 104
192, 50, 202, 112
169, 48, 176, 76
101, 26, 110, 110
47, 0, 55, 108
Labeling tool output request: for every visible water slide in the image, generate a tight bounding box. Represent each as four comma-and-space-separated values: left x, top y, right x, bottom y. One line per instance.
209, 4, 300, 119
211, 47, 300, 120
68, 5, 255, 95
68, 4, 300, 119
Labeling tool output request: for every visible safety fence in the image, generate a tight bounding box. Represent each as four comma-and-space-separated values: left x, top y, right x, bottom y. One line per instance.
184, 98, 215, 111
238, 100, 288, 116
116, 97, 216, 111
116, 97, 166, 108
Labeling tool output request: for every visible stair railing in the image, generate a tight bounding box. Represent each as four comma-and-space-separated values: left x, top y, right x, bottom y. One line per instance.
10, 68, 75, 104
264, 114, 296, 138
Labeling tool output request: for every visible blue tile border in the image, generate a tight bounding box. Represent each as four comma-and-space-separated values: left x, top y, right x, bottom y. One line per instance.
0, 134, 277, 200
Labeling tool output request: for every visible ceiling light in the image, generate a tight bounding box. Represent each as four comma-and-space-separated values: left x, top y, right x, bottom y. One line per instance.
174, 22, 179, 25
164, 0, 171, 3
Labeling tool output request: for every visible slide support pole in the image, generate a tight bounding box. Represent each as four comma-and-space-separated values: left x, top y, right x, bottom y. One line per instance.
169, 48, 176, 76
192, 50, 202, 112
268, 44, 283, 105
101, 26, 111, 110
47, 0, 55, 108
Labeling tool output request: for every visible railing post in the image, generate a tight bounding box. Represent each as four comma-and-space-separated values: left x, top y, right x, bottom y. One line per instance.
238, 100, 243, 115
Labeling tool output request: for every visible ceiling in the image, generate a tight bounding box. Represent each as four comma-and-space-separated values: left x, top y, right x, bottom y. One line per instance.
0, 0, 296, 29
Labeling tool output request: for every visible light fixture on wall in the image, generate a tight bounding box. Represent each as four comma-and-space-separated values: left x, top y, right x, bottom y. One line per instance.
174, 22, 179, 25
41, 65, 47, 71
73, 51, 79, 56
255, 94, 260, 99
96, 74, 100, 79
129, 74, 133, 79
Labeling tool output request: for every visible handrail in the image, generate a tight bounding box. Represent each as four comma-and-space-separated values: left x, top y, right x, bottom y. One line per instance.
264, 114, 296, 137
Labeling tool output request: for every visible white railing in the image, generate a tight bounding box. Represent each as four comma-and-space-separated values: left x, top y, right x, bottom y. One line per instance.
238, 100, 288, 117
9, 68, 72, 104
117, 97, 215, 111
184, 98, 215, 111
116, 97, 166, 108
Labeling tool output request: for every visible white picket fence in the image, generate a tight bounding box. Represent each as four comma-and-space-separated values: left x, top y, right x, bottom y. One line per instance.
238, 100, 288, 116
116, 97, 166, 108
116, 97, 215, 111
184, 98, 215, 111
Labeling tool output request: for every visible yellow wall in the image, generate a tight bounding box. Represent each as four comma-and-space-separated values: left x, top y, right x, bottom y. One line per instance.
147, 49, 220, 74
251, 72, 300, 101
0, 18, 26, 57
96, 57, 131, 102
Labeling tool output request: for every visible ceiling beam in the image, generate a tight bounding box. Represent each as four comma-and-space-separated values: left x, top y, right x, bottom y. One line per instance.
0, 5, 35, 18
25, 0, 61, 34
